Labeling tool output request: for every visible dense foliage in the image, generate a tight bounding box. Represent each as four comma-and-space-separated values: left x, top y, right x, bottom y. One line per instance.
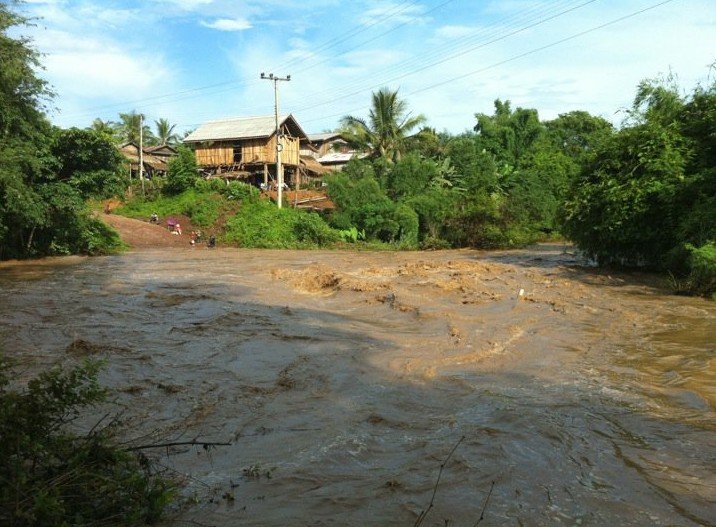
0, 5, 125, 259
0, 357, 173, 526
165, 145, 200, 195
224, 198, 340, 248
563, 76, 716, 295
326, 96, 610, 250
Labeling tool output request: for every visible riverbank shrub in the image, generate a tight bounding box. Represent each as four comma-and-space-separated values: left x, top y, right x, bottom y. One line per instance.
223, 199, 339, 248
165, 146, 200, 195
0, 358, 174, 526
563, 76, 715, 296
668, 243, 716, 297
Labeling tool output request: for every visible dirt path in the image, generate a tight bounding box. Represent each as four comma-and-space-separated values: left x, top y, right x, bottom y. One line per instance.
101, 213, 197, 249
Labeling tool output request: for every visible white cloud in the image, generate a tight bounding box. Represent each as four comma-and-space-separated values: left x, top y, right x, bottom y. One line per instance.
201, 17, 252, 31
359, 2, 427, 26
434, 25, 477, 40
155, 0, 214, 11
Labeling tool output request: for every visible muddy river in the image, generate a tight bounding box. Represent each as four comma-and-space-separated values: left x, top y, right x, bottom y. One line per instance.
1, 246, 714, 526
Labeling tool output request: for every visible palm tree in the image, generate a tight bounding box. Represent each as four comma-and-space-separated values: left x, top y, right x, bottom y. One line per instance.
89, 118, 118, 143
154, 118, 180, 146
340, 88, 426, 162
115, 110, 155, 145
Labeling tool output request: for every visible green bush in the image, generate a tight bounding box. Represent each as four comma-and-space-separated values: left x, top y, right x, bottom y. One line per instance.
668, 243, 716, 297
0, 358, 173, 526
193, 178, 227, 194
686, 243, 716, 297
223, 181, 260, 202
393, 203, 419, 248
78, 215, 126, 255
165, 146, 200, 195
353, 201, 399, 242
337, 226, 365, 243
224, 199, 339, 248
293, 212, 341, 246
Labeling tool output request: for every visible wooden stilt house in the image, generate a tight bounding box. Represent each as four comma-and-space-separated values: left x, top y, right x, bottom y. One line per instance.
119, 142, 174, 179
183, 114, 314, 187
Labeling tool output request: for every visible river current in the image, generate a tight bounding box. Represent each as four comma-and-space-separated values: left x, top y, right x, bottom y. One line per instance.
0, 246, 713, 526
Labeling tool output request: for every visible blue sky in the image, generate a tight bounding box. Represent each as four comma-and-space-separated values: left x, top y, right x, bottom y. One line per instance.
18, 0, 716, 135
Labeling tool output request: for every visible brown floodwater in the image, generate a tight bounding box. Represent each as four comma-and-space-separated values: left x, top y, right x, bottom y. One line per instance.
1, 246, 714, 526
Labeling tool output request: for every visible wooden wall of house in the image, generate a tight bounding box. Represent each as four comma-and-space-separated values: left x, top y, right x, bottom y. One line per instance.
241, 138, 269, 164
250, 136, 299, 166
280, 136, 300, 166
192, 135, 301, 167
194, 142, 234, 166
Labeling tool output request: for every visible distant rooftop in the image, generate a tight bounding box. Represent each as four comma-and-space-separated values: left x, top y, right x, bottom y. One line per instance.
308, 132, 345, 143
317, 152, 364, 164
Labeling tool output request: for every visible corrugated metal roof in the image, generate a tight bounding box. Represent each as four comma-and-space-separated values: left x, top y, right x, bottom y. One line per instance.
317, 152, 361, 164
184, 114, 305, 142
308, 132, 344, 143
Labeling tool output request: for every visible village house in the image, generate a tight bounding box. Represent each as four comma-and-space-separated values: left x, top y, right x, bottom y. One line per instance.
302, 132, 364, 172
120, 142, 176, 179
183, 114, 327, 188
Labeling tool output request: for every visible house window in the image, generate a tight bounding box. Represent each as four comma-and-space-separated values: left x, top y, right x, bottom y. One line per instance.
232, 142, 242, 164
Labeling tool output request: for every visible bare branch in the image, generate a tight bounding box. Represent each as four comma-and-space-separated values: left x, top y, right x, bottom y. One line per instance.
125, 440, 231, 452
473, 480, 495, 526
413, 435, 465, 527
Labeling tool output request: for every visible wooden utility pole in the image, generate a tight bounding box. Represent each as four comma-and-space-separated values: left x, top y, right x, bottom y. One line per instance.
139, 114, 145, 197
260, 72, 291, 208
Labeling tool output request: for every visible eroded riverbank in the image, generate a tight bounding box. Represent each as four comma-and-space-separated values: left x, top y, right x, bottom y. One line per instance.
1, 246, 714, 526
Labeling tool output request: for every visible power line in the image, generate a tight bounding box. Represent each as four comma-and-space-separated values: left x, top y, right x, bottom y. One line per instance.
286, 0, 458, 78
61, 0, 579, 120
406, 0, 677, 98
61, 1, 425, 119
170, 0, 594, 127
287, 0, 599, 115
61, 0, 676, 133
294, 0, 677, 128
268, 0, 423, 72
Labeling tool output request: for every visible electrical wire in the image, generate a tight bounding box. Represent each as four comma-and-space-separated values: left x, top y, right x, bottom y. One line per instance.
169, 0, 595, 126
61, 0, 425, 118
293, 0, 677, 128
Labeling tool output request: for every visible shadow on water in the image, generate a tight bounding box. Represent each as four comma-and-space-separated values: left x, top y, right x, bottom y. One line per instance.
0, 250, 714, 526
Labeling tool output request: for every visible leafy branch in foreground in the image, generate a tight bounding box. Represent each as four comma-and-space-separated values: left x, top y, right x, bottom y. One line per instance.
0, 357, 174, 526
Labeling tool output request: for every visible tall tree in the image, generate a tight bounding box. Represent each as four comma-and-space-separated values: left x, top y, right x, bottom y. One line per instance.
0, 4, 124, 259
154, 118, 179, 146
89, 118, 118, 143
473, 99, 544, 167
340, 88, 426, 162
0, 3, 51, 140
115, 110, 154, 145
0, 2, 53, 258
544, 111, 613, 162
